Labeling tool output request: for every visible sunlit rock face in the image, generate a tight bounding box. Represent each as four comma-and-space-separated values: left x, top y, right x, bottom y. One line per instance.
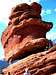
1, 2, 56, 75
1, 2, 52, 62
3, 45, 56, 75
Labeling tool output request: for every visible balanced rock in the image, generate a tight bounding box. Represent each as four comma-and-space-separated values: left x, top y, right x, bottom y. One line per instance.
1, 2, 53, 62
1, 18, 52, 61
1, 2, 55, 75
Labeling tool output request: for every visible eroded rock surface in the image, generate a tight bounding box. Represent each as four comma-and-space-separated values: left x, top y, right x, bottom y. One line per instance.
1, 2, 55, 75
1, 2, 53, 61
3, 45, 56, 75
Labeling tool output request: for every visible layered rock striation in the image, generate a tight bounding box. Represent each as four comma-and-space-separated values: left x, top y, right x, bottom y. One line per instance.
1, 2, 56, 75
1, 2, 53, 62
3, 45, 56, 75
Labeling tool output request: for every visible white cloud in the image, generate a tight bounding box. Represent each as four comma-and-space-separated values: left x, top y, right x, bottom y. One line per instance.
54, 8, 56, 12
45, 9, 51, 14
0, 0, 21, 24
25, 0, 40, 3
46, 32, 56, 41
0, 0, 30, 23
41, 9, 45, 16
41, 9, 52, 16
36, 0, 40, 3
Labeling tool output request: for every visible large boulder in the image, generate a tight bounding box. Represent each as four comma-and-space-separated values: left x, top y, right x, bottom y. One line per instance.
1, 18, 53, 61
1, 2, 55, 75
1, 2, 53, 62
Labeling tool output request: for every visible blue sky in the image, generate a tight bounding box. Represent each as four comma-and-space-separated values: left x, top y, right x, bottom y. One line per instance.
0, 0, 56, 59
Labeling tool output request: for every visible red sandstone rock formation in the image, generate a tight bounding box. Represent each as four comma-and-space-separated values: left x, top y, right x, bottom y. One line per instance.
1, 2, 53, 62
3, 45, 56, 75
2, 18, 52, 61
1, 2, 56, 75
9, 2, 42, 20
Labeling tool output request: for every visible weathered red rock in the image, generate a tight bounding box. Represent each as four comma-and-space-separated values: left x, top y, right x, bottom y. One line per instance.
30, 2, 42, 13
2, 18, 53, 48
3, 45, 56, 75
9, 9, 41, 20
9, 11, 41, 25
1, 18, 53, 61
5, 38, 49, 61
9, 2, 42, 26
10, 2, 41, 16
1, 2, 55, 75
51, 73, 56, 75
11, 3, 30, 13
